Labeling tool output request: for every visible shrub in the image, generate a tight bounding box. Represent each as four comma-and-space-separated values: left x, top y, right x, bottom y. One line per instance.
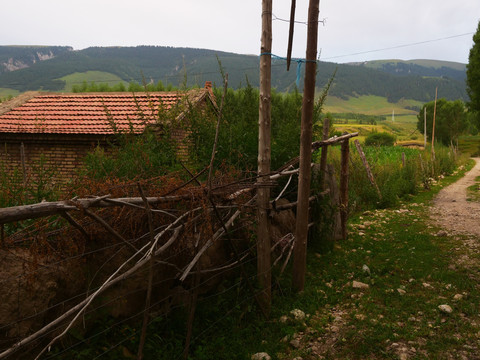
364, 132, 396, 146
80, 129, 179, 181
188, 85, 303, 171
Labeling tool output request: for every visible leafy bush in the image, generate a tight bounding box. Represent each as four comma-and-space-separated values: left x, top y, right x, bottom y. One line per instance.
188, 84, 304, 171
80, 129, 179, 181
364, 132, 396, 146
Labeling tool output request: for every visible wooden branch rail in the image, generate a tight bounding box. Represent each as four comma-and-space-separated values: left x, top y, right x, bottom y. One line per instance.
0, 195, 195, 225
280, 132, 359, 171
311, 132, 359, 151
0, 165, 312, 226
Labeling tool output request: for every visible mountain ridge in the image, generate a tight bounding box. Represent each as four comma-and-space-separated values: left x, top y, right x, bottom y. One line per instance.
0, 45, 468, 104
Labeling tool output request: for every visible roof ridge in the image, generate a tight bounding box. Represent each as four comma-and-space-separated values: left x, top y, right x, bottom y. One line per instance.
0, 91, 44, 115
0, 88, 212, 136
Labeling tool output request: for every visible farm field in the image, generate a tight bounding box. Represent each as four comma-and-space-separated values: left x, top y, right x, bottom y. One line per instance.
321, 95, 423, 143
324, 95, 421, 116
332, 115, 420, 143
0, 87, 19, 99
58, 71, 126, 91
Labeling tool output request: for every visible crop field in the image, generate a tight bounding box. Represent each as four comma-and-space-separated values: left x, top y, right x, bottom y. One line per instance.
58, 71, 126, 91
324, 95, 421, 116
331, 115, 420, 143
0, 87, 19, 99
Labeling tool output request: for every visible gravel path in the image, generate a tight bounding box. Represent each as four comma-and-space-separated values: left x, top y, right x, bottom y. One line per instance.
431, 158, 480, 236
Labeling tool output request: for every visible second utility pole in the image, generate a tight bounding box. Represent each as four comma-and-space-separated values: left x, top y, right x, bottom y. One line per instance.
293, 0, 320, 293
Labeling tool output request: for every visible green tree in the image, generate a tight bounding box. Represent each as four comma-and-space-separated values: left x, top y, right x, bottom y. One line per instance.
417, 99, 467, 146
467, 20, 480, 123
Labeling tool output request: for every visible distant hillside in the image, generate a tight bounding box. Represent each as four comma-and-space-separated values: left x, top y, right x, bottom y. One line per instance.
0, 46, 72, 74
349, 59, 467, 82
0, 46, 468, 103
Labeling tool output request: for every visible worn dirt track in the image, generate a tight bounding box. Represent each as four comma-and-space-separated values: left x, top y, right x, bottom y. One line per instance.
431, 158, 480, 236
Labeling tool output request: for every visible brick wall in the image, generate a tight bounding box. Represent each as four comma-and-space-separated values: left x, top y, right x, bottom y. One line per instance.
0, 134, 109, 191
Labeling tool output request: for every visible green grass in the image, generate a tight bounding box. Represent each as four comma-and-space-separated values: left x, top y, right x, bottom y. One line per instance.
325, 95, 421, 116
58, 71, 126, 92
467, 176, 480, 202
459, 135, 480, 156
0, 87, 19, 99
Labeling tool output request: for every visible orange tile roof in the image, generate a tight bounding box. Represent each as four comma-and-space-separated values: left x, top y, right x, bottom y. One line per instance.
0, 91, 201, 135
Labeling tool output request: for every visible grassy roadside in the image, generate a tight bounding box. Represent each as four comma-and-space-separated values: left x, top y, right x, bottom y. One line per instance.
467, 176, 480, 202
269, 159, 479, 360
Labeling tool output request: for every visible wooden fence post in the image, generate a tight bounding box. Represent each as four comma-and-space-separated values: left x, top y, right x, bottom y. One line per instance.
340, 139, 349, 240
431, 87, 438, 161
292, 0, 320, 293
319, 118, 330, 190
325, 164, 343, 241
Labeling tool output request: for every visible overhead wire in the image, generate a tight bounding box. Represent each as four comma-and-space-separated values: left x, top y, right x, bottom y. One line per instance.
322, 32, 475, 61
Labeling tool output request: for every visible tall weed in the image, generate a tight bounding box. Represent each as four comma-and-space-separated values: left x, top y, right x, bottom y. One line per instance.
327, 143, 464, 212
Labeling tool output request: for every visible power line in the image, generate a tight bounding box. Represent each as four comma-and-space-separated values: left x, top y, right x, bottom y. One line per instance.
272, 13, 327, 26
322, 32, 475, 60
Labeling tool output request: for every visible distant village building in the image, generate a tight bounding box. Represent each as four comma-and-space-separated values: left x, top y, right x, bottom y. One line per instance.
0, 82, 216, 187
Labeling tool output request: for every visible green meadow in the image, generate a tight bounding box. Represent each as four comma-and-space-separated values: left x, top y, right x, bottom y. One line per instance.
58, 71, 126, 92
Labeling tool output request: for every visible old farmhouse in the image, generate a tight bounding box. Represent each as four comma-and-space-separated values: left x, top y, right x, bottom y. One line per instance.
0, 82, 216, 188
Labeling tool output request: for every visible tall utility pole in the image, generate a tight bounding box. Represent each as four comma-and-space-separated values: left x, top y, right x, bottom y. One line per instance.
257, 0, 272, 314
292, 0, 320, 293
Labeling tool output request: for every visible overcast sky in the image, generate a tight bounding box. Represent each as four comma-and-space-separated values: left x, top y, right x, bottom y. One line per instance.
2, 0, 479, 64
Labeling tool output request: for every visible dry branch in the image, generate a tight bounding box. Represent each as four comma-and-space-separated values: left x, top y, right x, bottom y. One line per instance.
179, 197, 256, 282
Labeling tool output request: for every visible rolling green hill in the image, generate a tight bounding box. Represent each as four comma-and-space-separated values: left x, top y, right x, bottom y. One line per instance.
0, 46, 469, 105
349, 59, 467, 82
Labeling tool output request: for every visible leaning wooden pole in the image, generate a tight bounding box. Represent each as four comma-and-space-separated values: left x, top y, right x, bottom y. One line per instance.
423, 107, 427, 149
257, 0, 273, 314
286, 0, 297, 71
354, 139, 381, 199
292, 0, 320, 293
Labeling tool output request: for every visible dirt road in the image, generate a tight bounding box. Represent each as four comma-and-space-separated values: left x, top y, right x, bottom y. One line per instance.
431, 158, 480, 236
